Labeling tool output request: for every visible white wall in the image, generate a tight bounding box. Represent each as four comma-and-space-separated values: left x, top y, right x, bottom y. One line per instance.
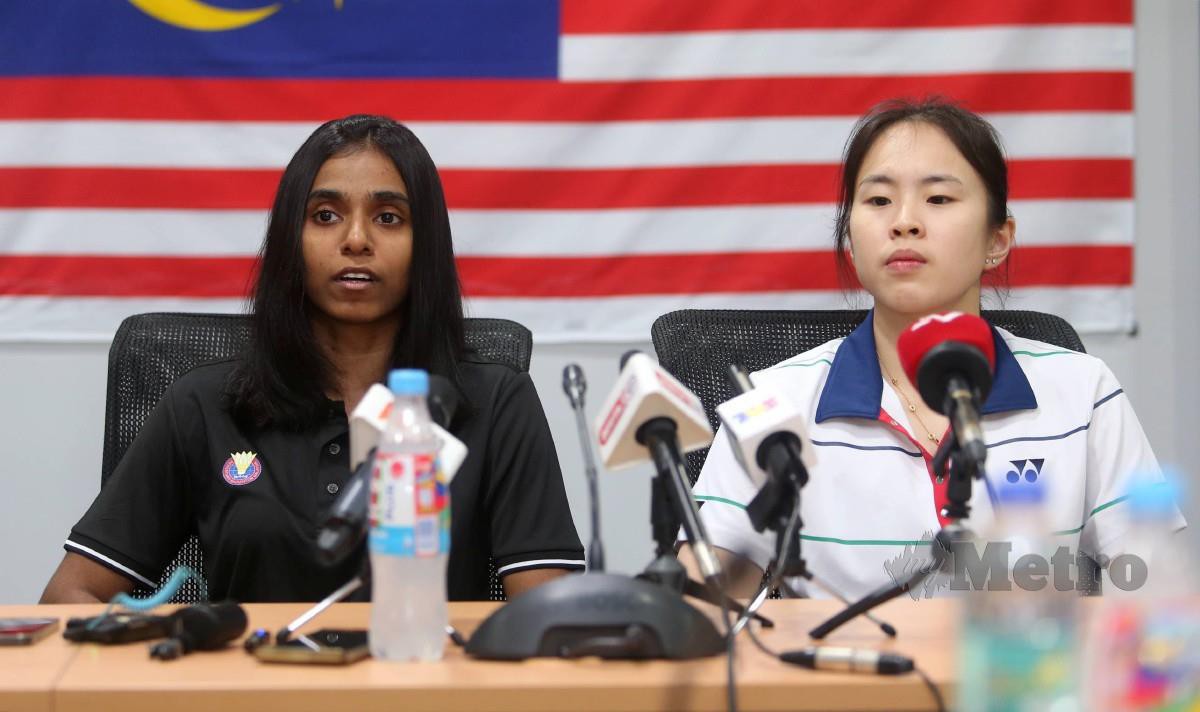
2, 0, 1197, 603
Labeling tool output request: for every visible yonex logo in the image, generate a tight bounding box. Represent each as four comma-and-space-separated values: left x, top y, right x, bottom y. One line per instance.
1006, 458, 1045, 484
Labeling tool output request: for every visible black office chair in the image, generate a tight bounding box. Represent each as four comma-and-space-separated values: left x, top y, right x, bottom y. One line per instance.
102, 312, 533, 603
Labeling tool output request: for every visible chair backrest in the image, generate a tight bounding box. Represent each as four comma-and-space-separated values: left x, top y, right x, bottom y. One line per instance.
650, 309, 1086, 484
102, 312, 533, 602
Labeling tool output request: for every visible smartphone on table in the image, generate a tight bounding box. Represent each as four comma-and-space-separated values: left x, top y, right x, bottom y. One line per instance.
0, 618, 59, 645
253, 628, 369, 665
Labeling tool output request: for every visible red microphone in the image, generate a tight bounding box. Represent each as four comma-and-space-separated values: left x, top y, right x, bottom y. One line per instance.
896, 312, 996, 465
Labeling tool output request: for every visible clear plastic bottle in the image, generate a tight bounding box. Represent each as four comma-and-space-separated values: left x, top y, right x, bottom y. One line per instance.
959, 481, 1080, 712
1088, 473, 1199, 710
368, 368, 450, 661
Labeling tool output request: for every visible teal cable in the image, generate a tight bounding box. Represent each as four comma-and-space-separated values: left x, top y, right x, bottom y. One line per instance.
85, 566, 205, 630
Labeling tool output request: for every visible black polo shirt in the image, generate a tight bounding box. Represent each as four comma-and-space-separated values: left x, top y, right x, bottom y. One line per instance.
66, 357, 584, 601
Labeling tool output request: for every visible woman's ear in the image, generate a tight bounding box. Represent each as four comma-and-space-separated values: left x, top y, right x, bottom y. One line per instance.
984, 217, 1015, 269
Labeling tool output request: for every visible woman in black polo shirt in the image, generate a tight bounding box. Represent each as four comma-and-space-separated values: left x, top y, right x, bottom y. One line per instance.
42, 115, 584, 603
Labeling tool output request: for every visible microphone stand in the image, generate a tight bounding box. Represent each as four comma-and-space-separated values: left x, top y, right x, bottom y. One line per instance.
565, 366, 605, 574
723, 406, 896, 637
270, 565, 466, 648
633, 423, 773, 628
721, 364, 894, 637
809, 420, 983, 640
464, 364, 733, 660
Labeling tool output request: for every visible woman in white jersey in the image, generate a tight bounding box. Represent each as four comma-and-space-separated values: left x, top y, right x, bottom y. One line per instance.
682, 98, 1183, 600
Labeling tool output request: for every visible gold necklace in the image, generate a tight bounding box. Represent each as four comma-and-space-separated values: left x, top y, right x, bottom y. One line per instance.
881, 362, 941, 445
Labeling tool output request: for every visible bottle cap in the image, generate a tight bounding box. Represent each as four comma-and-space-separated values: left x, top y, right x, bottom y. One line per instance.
388, 369, 429, 396
1126, 470, 1184, 519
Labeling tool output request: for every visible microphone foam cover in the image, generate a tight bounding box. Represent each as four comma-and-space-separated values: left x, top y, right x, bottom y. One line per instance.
897, 312, 995, 386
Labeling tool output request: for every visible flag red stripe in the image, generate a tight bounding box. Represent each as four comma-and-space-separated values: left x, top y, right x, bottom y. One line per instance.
1007, 159, 1133, 201
562, 0, 1132, 33
0, 160, 1132, 211
0, 246, 1132, 298
0, 73, 1132, 122
0, 167, 281, 210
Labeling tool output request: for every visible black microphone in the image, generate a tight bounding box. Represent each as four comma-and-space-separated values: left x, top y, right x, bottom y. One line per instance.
316, 375, 461, 565
149, 602, 248, 660
562, 363, 604, 572
316, 447, 376, 564
427, 374, 461, 431
898, 313, 996, 467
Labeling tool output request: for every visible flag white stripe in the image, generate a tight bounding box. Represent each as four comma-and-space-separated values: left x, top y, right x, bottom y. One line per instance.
0, 114, 1133, 169
992, 286, 1135, 335
560, 26, 1133, 81
455, 199, 1133, 254
470, 287, 1134, 343
0, 287, 1134, 343
0, 200, 1133, 256
0, 209, 268, 255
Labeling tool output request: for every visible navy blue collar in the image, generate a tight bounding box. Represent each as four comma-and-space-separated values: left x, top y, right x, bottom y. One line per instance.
814, 310, 1038, 423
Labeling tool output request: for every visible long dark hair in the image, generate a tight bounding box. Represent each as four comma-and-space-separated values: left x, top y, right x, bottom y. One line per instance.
230, 114, 465, 429
832, 97, 1011, 291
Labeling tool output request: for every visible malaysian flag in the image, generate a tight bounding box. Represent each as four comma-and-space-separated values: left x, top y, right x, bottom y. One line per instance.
0, 0, 1134, 341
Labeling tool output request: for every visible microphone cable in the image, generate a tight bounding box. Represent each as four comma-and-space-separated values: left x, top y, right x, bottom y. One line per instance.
85, 565, 207, 631
723, 495, 946, 712
736, 565, 946, 712
739, 612, 945, 712
717, 580, 738, 712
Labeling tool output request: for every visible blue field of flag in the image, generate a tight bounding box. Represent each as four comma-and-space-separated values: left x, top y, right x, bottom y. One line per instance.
0, 0, 559, 78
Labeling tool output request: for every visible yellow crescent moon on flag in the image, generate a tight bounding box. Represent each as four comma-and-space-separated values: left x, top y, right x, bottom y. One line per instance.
128, 0, 282, 32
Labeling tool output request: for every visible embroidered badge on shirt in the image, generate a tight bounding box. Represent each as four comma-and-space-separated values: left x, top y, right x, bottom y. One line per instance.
222, 450, 263, 486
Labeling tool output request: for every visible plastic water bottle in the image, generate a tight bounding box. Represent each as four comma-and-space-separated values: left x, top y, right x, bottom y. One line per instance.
959, 481, 1080, 712
1088, 473, 1199, 710
368, 369, 450, 661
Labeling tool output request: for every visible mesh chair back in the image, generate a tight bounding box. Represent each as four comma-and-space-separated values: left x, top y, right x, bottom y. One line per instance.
650, 309, 1085, 484
101, 312, 532, 603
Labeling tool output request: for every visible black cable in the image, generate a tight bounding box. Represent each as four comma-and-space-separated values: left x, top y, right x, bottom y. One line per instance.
719, 491, 804, 712
914, 666, 946, 712
742, 613, 779, 659
704, 549, 737, 712
722, 595, 737, 712
728, 497, 801, 637
743, 601, 943, 712
766, 502, 801, 593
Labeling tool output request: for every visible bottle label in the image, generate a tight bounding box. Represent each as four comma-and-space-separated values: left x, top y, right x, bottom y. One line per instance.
369, 452, 450, 557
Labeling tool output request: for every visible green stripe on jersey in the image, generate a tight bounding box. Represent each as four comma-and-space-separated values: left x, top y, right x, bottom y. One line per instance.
1011, 350, 1075, 358
697, 494, 1131, 543
1052, 495, 1129, 536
